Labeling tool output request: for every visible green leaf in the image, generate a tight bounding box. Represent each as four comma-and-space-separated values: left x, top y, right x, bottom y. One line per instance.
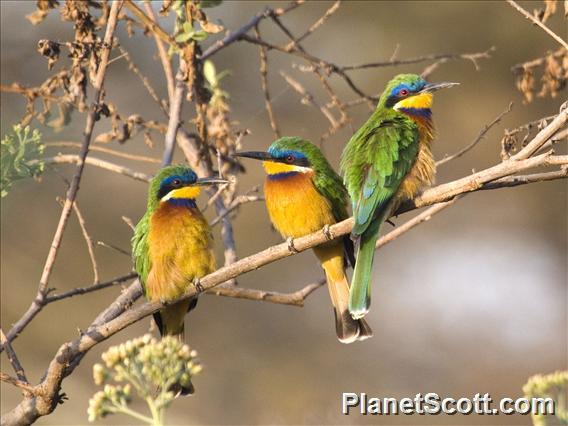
190, 30, 208, 41
1, 124, 44, 197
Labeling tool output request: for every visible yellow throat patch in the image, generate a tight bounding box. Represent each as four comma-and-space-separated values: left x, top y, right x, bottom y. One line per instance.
161, 185, 201, 201
262, 161, 306, 175
394, 92, 433, 110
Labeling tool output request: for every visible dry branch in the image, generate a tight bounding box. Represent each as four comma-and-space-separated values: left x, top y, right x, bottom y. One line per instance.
1, 0, 124, 352
506, 0, 568, 50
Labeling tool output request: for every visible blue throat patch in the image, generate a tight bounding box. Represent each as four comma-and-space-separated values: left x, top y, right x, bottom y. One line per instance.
267, 171, 300, 180
167, 198, 197, 208
399, 107, 432, 120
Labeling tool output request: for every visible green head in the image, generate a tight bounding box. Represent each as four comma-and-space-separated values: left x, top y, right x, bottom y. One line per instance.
147, 165, 227, 210
378, 73, 458, 112
234, 137, 333, 178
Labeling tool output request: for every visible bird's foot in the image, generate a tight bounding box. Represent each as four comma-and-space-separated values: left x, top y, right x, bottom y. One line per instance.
385, 219, 395, 227
192, 278, 204, 293
322, 224, 334, 240
286, 237, 299, 253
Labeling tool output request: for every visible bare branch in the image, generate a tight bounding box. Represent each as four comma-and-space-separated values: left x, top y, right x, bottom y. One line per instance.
143, 3, 175, 103
0, 373, 35, 395
207, 280, 325, 307
161, 68, 186, 167
437, 102, 514, 166
1, 0, 124, 351
123, 0, 175, 47
283, 0, 341, 51
199, 1, 305, 61
44, 273, 137, 303
0, 329, 28, 386
340, 47, 495, 72
34, 155, 151, 182
70, 201, 99, 284
46, 142, 160, 163
254, 25, 281, 138
506, 0, 568, 50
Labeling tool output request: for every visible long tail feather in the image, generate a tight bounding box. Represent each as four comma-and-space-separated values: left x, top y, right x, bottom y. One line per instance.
349, 221, 381, 319
315, 244, 373, 343
156, 300, 195, 395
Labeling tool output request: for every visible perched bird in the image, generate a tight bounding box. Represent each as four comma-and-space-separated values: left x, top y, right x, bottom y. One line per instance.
235, 137, 372, 343
341, 74, 458, 319
132, 165, 226, 392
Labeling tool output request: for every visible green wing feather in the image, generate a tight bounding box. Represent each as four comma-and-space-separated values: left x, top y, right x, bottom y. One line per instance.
341, 112, 419, 318
343, 115, 419, 236
132, 212, 151, 289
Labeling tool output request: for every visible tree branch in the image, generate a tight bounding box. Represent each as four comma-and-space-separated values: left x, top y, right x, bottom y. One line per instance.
506, 0, 568, 50
1, 0, 124, 354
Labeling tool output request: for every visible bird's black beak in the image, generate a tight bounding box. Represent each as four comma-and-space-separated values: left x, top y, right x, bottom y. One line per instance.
233, 151, 275, 162
420, 81, 459, 93
194, 176, 229, 186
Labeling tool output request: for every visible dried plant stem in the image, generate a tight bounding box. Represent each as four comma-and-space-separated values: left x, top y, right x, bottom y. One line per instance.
0, 329, 28, 386
506, 0, 568, 50
1, 0, 124, 351
46, 142, 160, 163
254, 25, 281, 138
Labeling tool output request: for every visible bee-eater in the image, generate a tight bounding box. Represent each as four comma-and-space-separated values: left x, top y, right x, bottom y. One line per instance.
132, 165, 227, 392
341, 74, 458, 319
235, 137, 372, 343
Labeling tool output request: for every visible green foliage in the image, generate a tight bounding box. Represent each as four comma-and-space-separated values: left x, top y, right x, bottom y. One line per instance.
174, 22, 208, 43
88, 334, 202, 425
0, 124, 44, 197
203, 60, 230, 110
523, 370, 568, 426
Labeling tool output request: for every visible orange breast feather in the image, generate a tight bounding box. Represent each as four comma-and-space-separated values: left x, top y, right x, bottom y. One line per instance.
264, 172, 337, 239
146, 203, 215, 301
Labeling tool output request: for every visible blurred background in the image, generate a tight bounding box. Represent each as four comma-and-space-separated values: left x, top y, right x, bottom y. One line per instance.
1, 1, 566, 425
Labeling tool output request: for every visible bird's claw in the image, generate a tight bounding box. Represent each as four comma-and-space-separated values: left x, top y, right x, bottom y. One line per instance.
386, 219, 395, 227
286, 237, 299, 253
192, 278, 204, 293
322, 224, 334, 240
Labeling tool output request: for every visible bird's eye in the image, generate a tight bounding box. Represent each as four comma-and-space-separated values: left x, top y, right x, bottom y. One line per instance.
171, 178, 182, 187
399, 89, 409, 96
285, 155, 295, 163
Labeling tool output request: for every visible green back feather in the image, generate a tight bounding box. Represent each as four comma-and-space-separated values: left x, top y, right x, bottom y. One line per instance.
341, 94, 420, 236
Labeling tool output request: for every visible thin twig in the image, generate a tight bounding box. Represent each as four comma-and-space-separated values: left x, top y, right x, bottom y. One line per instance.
34, 155, 151, 182
1, 0, 123, 351
161, 68, 186, 166
207, 280, 325, 307
437, 102, 514, 166
199, 1, 305, 61
44, 273, 137, 303
506, 0, 568, 50
70, 200, 100, 284
46, 142, 160, 163
0, 329, 28, 385
143, 2, 175, 103
0, 373, 35, 395
117, 44, 169, 115
211, 193, 264, 226
283, 0, 341, 51
280, 71, 338, 128
123, 0, 176, 47
254, 25, 281, 138
97, 241, 131, 257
